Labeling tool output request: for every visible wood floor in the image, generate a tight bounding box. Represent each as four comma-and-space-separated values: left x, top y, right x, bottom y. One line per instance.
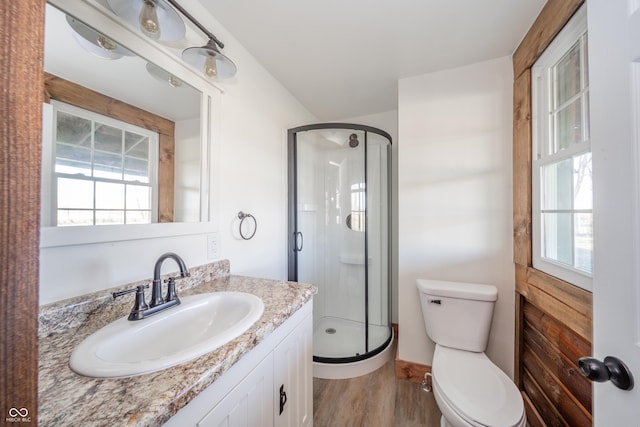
313, 356, 442, 427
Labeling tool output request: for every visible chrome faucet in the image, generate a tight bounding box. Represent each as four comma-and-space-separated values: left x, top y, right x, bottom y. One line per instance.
113, 252, 190, 321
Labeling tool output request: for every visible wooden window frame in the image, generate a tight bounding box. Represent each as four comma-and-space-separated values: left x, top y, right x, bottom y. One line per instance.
513, 0, 593, 425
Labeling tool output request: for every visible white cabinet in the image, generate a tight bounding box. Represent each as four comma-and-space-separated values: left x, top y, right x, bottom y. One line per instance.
164, 301, 313, 427
198, 353, 274, 427
274, 312, 312, 427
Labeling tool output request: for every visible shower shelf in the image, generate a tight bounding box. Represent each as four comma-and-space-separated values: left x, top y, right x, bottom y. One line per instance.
339, 254, 372, 265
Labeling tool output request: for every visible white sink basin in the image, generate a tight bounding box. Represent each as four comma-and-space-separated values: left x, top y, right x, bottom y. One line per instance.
70, 292, 264, 378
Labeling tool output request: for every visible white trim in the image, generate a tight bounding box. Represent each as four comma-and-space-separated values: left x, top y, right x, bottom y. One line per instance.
533, 7, 588, 75
533, 258, 592, 291
631, 59, 640, 348
41, 103, 55, 228
40, 221, 216, 248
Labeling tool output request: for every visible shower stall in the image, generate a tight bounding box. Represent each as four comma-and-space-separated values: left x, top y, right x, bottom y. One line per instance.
288, 123, 393, 379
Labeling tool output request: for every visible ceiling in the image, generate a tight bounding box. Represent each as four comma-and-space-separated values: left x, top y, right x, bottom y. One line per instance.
200, 0, 546, 120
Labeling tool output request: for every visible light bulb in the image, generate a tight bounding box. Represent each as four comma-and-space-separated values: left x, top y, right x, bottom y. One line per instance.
139, 0, 161, 40
96, 35, 117, 52
168, 75, 182, 88
204, 54, 218, 78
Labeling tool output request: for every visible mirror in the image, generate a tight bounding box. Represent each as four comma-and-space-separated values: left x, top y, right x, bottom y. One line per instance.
43, 3, 204, 227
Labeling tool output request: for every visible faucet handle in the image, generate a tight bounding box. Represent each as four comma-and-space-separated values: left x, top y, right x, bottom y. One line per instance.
113, 285, 150, 320
163, 277, 181, 302
112, 284, 149, 299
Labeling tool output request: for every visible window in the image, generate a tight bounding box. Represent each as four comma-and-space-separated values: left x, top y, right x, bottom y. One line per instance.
50, 101, 159, 226
348, 182, 366, 232
532, 6, 592, 290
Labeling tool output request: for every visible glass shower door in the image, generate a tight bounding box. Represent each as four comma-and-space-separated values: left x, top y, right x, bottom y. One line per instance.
365, 132, 390, 353
292, 128, 368, 360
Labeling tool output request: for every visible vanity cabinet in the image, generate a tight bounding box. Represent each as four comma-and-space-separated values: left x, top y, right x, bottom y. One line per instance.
164, 301, 313, 427
273, 307, 313, 427
198, 353, 274, 427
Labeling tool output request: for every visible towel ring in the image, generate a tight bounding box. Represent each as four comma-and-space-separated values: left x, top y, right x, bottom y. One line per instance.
238, 211, 257, 240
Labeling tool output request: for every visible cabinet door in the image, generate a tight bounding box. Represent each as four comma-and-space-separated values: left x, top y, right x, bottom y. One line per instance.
273, 312, 313, 427
198, 353, 274, 427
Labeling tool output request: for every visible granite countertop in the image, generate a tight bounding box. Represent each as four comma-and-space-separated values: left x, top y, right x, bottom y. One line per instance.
38, 262, 316, 426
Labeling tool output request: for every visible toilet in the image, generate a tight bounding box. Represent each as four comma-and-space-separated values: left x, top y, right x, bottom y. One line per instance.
416, 279, 526, 427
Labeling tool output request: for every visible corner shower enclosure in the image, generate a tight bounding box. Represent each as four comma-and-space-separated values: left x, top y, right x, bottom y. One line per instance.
288, 124, 392, 378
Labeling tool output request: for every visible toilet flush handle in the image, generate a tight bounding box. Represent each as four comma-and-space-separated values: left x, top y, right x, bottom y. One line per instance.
429, 299, 441, 305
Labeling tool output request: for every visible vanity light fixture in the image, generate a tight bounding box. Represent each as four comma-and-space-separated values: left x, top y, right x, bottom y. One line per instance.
164, 0, 238, 80
182, 39, 237, 79
106, 0, 186, 42
107, 0, 237, 79
65, 15, 134, 60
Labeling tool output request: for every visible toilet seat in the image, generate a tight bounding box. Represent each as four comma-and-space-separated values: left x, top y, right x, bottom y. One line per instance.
432, 345, 525, 427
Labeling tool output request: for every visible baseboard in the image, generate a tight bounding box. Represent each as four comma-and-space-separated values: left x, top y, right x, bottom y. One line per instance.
393, 322, 432, 384
395, 357, 432, 384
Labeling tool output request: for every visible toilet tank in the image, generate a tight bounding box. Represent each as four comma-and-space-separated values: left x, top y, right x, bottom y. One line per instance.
416, 279, 498, 352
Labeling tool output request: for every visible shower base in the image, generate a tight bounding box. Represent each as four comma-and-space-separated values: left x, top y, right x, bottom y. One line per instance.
313, 316, 394, 379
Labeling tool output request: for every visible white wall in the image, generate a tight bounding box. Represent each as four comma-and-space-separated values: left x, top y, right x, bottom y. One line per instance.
174, 117, 202, 223
39, 2, 315, 304
397, 56, 515, 377
215, 47, 316, 281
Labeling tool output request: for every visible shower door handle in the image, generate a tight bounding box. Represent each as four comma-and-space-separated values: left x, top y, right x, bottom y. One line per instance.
294, 231, 304, 252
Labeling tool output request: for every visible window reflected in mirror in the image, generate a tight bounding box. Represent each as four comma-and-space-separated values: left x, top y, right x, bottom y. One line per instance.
53, 101, 158, 226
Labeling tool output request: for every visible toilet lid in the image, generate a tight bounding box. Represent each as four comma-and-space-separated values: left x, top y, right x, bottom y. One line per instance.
433, 346, 524, 427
